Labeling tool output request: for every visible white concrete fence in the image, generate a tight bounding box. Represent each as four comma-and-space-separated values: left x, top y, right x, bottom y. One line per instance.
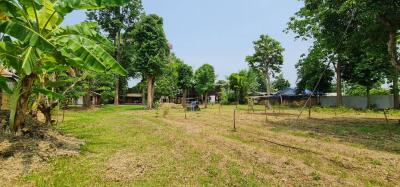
320, 95, 394, 109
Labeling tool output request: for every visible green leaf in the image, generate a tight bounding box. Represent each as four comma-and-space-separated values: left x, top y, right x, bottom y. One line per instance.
0, 20, 55, 52
33, 87, 63, 99
22, 47, 35, 75
0, 76, 12, 93
54, 0, 130, 15
35, 0, 62, 30
54, 35, 127, 76
0, 0, 23, 18
57, 22, 114, 52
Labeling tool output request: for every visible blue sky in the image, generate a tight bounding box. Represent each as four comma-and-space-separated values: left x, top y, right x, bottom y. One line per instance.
64, 0, 311, 86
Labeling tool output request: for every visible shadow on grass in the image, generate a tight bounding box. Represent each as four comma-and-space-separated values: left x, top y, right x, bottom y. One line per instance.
269, 117, 400, 154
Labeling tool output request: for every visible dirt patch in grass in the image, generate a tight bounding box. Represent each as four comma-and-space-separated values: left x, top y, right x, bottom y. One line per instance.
0, 127, 84, 185
104, 150, 157, 182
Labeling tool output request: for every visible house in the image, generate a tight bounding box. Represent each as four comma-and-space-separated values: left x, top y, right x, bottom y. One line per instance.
257, 88, 320, 106
75, 91, 102, 106
124, 93, 143, 104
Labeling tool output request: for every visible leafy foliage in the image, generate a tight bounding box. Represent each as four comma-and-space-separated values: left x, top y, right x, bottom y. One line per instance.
0, 0, 129, 131
246, 35, 284, 94
272, 74, 290, 91
296, 45, 334, 93
194, 64, 216, 96
131, 14, 170, 78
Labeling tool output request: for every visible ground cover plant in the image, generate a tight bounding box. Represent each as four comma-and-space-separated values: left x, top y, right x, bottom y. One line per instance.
1, 105, 399, 186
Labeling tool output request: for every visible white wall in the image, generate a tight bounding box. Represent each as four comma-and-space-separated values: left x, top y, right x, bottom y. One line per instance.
320, 95, 394, 109
77, 96, 84, 105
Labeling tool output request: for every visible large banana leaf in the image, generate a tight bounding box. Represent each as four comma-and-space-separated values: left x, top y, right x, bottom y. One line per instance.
54, 0, 130, 15
56, 22, 114, 52
0, 41, 21, 71
21, 47, 35, 75
0, 0, 23, 18
0, 20, 55, 52
25, 0, 62, 30
54, 35, 127, 76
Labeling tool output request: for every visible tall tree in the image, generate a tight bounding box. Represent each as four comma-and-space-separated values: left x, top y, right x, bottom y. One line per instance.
288, 0, 400, 108
194, 64, 216, 108
341, 46, 389, 108
228, 73, 241, 106
87, 0, 143, 105
176, 61, 193, 108
245, 35, 285, 101
272, 74, 291, 91
154, 55, 181, 101
131, 14, 170, 109
296, 45, 334, 94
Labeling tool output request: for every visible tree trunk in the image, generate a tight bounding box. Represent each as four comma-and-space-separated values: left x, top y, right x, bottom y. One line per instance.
366, 87, 371, 109
38, 102, 58, 125
336, 61, 343, 107
204, 92, 209, 108
393, 68, 400, 109
114, 31, 123, 105
114, 77, 119, 105
387, 28, 399, 70
182, 88, 188, 108
83, 87, 91, 108
142, 86, 146, 106
265, 68, 272, 109
13, 74, 35, 132
147, 76, 155, 109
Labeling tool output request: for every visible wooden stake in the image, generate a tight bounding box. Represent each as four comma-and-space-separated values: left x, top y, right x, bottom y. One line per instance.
62, 109, 65, 123
265, 105, 268, 122
233, 109, 236, 131
185, 109, 187, 119
308, 100, 311, 119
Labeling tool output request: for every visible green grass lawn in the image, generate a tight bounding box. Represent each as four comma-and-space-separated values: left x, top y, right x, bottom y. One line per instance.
10, 105, 400, 186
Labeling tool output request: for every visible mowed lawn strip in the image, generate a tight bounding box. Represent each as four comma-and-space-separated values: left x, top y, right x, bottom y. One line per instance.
12, 105, 400, 186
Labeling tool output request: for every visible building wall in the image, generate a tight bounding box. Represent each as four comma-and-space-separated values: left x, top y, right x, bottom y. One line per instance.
320, 95, 394, 109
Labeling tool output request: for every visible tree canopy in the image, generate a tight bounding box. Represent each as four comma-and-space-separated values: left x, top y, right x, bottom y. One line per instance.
194, 64, 216, 108
130, 14, 170, 108
272, 74, 291, 91
246, 35, 284, 95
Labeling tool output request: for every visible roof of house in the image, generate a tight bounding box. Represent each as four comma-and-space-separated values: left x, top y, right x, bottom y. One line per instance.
126, 93, 142, 98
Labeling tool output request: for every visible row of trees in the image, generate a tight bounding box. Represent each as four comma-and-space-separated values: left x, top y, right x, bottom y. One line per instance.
86, 1, 216, 109
288, 0, 400, 108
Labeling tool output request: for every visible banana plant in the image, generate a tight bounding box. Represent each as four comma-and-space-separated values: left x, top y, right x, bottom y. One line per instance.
0, 0, 129, 132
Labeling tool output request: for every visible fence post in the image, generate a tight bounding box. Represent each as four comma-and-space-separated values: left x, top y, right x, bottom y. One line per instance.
265, 105, 268, 122
308, 100, 311, 119
233, 109, 236, 131
185, 108, 187, 119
